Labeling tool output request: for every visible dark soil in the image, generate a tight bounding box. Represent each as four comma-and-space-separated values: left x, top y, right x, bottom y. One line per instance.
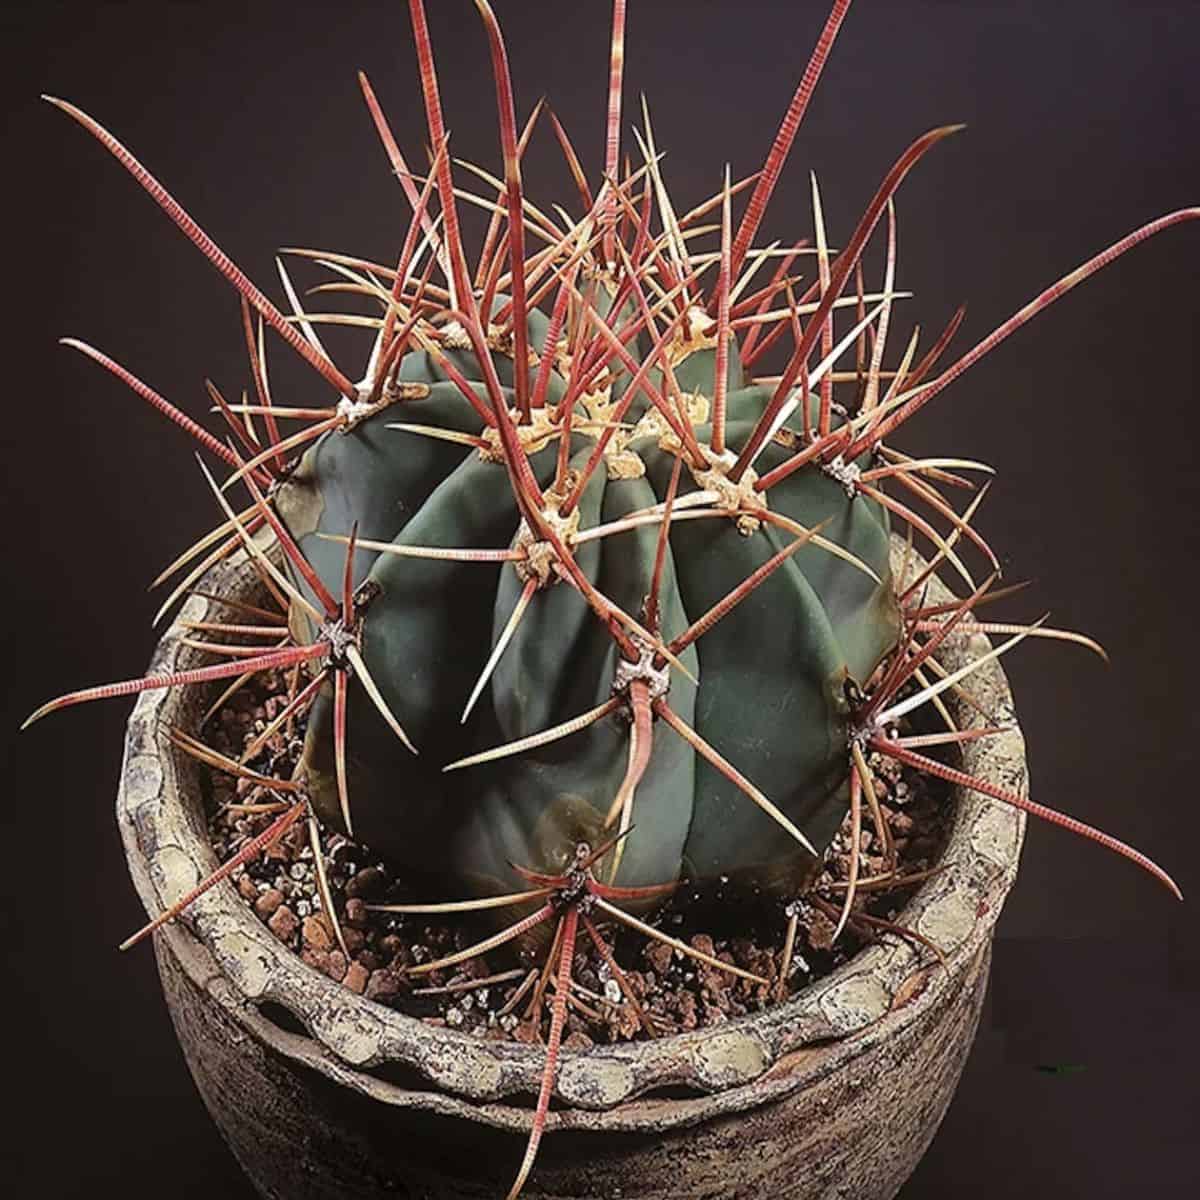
203, 667, 951, 1047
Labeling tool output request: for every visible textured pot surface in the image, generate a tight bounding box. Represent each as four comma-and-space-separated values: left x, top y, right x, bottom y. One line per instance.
117, 542, 1027, 1199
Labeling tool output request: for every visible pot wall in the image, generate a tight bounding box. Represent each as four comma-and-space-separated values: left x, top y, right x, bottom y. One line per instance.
118, 544, 1027, 1199
158, 927, 990, 1199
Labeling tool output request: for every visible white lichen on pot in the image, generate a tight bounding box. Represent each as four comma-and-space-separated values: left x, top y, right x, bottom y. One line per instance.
22, 1, 1189, 1197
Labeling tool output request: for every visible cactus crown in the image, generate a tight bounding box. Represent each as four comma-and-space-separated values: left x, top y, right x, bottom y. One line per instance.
25, 2, 1192, 1196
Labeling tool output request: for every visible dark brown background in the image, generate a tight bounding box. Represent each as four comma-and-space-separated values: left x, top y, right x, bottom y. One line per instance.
4, 2, 1198, 1196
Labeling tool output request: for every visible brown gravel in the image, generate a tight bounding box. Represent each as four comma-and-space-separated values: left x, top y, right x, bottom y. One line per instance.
200, 667, 951, 1046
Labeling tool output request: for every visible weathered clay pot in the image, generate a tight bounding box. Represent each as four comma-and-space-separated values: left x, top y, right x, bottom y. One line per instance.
117, 542, 1027, 1199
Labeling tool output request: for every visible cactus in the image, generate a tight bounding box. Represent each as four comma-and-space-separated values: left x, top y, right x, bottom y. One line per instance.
279, 315, 902, 903
23, 2, 1193, 1196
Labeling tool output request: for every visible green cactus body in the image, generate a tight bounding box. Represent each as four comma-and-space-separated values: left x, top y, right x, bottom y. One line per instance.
277, 321, 900, 902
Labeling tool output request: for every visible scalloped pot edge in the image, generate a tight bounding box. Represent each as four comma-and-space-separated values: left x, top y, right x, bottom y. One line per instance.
117, 537, 1026, 1133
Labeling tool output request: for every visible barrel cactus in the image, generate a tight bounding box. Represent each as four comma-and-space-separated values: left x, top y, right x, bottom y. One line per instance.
280, 308, 900, 904
24, 1, 1192, 1196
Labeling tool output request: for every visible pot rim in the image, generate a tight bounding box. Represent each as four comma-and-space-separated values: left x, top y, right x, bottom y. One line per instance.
117, 539, 1027, 1133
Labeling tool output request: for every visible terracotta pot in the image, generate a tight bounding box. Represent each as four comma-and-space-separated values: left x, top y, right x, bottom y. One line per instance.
117, 542, 1027, 1199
